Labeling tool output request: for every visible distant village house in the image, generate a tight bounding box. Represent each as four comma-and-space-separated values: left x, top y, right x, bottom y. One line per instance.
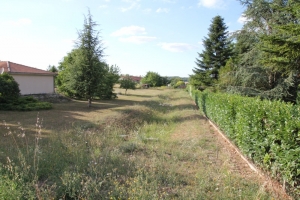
119, 75, 142, 84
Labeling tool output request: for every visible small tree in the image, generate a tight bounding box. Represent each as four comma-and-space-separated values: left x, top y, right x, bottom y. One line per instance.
47, 65, 58, 73
141, 71, 164, 87
170, 77, 182, 88
120, 75, 136, 94
175, 80, 185, 88
0, 73, 20, 103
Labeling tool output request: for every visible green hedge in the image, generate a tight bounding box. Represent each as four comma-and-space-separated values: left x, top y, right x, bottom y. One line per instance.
189, 86, 300, 198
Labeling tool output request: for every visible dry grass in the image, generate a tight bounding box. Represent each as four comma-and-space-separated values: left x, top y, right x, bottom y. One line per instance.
0, 87, 289, 199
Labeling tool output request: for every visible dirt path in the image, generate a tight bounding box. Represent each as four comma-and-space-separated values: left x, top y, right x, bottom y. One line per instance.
171, 103, 291, 199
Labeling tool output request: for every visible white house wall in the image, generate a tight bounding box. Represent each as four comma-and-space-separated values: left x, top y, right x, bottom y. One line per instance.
12, 75, 54, 95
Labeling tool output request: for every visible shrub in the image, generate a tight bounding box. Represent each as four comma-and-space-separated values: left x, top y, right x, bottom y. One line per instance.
0, 73, 20, 103
189, 86, 300, 198
0, 96, 52, 111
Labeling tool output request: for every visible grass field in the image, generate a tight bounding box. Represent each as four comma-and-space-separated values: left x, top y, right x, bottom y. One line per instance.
0, 88, 289, 199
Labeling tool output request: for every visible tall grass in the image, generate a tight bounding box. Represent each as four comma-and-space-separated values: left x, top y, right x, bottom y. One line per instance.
0, 89, 278, 199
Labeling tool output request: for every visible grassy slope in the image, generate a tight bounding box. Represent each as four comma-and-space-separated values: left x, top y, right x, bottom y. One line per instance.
0, 88, 288, 199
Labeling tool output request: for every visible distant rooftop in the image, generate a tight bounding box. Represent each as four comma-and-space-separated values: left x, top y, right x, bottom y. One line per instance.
0, 61, 55, 75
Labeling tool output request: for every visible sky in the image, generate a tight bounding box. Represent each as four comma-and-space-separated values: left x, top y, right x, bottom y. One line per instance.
0, 0, 247, 77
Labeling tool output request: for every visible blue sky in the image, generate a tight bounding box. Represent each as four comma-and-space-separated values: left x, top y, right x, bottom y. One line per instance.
0, 0, 246, 77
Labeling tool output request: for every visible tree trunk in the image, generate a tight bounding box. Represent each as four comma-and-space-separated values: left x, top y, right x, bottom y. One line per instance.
88, 98, 92, 107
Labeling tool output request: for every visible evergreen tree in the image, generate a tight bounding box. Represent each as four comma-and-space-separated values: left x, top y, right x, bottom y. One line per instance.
259, 1, 300, 101
58, 10, 106, 107
226, 0, 300, 102
72, 10, 105, 107
47, 65, 58, 73
191, 15, 232, 88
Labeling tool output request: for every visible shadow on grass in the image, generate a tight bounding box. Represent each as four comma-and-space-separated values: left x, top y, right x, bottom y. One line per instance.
122, 94, 153, 98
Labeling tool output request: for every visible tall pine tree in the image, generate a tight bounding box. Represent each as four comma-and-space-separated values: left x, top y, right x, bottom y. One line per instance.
65, 10, 105, 107
191, 15, 232, 88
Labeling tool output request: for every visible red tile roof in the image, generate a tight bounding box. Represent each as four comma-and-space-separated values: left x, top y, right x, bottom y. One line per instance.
0, 61, 55, 76
120, 75, 142, 82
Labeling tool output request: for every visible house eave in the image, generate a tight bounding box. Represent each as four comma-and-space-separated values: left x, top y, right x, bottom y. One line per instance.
9, 72, 56, 76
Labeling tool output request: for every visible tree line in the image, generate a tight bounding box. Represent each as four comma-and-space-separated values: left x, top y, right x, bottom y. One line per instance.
190, 0, 300, 103
53, 10, 185, 105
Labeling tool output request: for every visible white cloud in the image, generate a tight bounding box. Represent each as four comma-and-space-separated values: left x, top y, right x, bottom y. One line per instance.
112, 26, 156, 44
111, 26, 146, 37
120, 0, 140, 12
99, 5, 108, 9
198, 0, 225, 8
5, 18, 32, 27
119, 36, 157, 44
237, 15, 249, 24
156, 8, 169, 13
158, 43, 196, 52
143, 8, 152, 14
104, 0, 110, 2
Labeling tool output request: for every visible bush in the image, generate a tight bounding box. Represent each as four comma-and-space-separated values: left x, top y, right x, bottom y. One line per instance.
0, 73, 20, 103
189, 86, 300, 198
0, 96, 52, 111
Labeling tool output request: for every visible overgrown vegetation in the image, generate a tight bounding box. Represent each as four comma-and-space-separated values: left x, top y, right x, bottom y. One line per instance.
0, 89, 279, 199
0, 96, 52, 111
189, 86, 300, 198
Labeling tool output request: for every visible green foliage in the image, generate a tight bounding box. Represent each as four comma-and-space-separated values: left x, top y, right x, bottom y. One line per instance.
189, 86, 300, 198
96, 64, 120, 99
47, 65, 58, 73
56, 11, 106, 107
169, 77, 181, 88
0, 96, 52, 111
226, 0, 300, 102
0, 73, 51, 111
56, 49, 80, 97
141, 71, 166, 87
217, 58, 237, 90
56, 12, 120, 103
174, 80, 185, 88
0, 73, 20, 103
120, 75, 136, 94
191, 15, 233, 87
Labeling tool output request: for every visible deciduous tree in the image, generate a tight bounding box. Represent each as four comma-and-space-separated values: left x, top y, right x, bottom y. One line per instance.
120, 75, 136, 94
141, 71, 165, 87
